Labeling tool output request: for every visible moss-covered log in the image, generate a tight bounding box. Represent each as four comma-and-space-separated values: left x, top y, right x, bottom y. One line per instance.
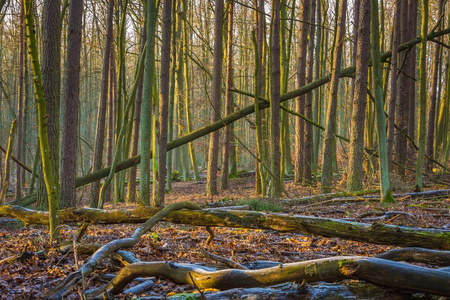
1, 205, 449, 250
101, 256, 450, 296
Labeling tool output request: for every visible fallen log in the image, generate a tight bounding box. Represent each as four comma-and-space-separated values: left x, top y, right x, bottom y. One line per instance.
10, 28, 450, 208
376, 247, 450, 266
2, 205, 449, 250
100, 256, 450, 296
41, 202, 200, 300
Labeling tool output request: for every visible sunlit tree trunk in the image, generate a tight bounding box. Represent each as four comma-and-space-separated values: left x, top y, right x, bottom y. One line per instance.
321, 0, 347, 193
425, 0, 444, 172
152, 0, 172, 206
221, 0, 234, 190
294, 0, 310, 185
270, 0, 281, 197
387, 0, 401, 172
206, 0, 223, 196
415, 0, 428, 191
347, 0, 370, 192
60, 0, 83, 208
139, 0, 157, 205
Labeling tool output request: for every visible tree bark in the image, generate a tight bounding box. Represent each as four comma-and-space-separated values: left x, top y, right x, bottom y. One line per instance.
206, 0, 224, 196
321, 0, 347, 193
294, 0, 310, 185
60, 0, 83, 208
347, 0, 370, 192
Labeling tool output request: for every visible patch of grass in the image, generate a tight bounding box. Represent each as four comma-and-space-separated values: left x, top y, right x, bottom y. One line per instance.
236, 198, 282, 212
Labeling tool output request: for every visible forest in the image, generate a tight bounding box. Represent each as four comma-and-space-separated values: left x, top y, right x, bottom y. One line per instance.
0, 0, 449, 298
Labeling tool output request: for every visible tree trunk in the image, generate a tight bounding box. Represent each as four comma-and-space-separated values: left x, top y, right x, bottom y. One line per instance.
414, 0, 428, 191
206, 0, 224, 196
294, 0, 310, 185
139, 0, 157, 205
221, 0, 234, 191
425, 0, 444, 171
60, 0, 83, 208
321, 0, 347, 193
90, 0, 114, 208
270, 0, 282, 197
347, 0, 370, 192
153, 0, 172, 206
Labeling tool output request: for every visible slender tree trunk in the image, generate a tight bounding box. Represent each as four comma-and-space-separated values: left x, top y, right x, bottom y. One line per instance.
126, 25, 145, 203
206, 0, 224, 196
370, 0, 394, 204
425, 0, 444, 172
90, 0, 114, 208
294, 0, 310, 185
387, 0, 401, 172
394, 0, 409, 177
406, 0, 417, 161
270, 0, 282, 197
321, 0, 347, 193
221, 0, 234, 190
303, 0, 316, 184
347, 0, 370, 192
15, 1, 24, 201
415, 0, 428, 191
153, 0, 172, 206
139, 0, 157, 205
60, 0, 83, 208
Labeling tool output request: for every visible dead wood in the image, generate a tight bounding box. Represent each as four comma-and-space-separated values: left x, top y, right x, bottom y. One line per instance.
1, 204, 449, 250
199, 248, 248, 270
41, 202, 200, 300
377, 247, 450, 266
99, 256, 450, 297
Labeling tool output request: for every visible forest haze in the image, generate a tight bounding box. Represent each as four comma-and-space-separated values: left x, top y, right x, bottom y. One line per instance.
0, 0, 449, 298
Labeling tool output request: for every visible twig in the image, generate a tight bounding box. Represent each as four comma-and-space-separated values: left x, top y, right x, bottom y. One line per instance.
188, 271, 206, 300
199, 248, 248, 270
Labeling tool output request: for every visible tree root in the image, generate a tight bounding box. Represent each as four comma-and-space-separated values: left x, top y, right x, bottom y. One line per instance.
41, 202, 200, 300
99, 256, 450, 297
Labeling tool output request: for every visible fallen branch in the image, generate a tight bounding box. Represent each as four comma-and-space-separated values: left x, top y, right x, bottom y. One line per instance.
2, 205, 449, 250
100, 256, 450, 296
41, 202, 200, 300
376, 247, 450, 266
199, 248, 248, 270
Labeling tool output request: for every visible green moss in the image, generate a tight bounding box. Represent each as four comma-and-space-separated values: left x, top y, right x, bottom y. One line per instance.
236, 198, 282, 212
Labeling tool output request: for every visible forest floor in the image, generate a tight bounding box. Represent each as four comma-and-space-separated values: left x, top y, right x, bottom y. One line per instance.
0, 173, 449, 299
